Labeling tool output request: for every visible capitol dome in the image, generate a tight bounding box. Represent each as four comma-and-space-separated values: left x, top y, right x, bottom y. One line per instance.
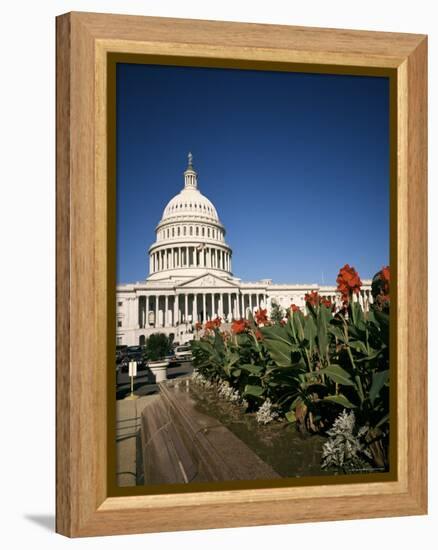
147, 153, 233, 281
162, 186, 219, 224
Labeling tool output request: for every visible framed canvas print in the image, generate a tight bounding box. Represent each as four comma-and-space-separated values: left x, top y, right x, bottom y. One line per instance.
56, 12, 427, 537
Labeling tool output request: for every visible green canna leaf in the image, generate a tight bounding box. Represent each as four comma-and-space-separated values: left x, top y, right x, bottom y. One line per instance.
319, 365, 356, 387
324, 394, 356, 409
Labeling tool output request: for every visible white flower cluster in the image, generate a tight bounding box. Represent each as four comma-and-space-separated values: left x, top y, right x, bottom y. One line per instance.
191, 371, 248, 410
217, 380, 241, 403
191, 370, 214, 389
321, 410, 372, 472
255, 398, 279, 424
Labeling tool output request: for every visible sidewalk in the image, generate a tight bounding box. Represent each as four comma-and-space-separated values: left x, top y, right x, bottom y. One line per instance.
116, 393, 160, 487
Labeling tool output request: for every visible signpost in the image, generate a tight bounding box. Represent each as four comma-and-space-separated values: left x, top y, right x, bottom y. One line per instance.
125, 360, 138, 400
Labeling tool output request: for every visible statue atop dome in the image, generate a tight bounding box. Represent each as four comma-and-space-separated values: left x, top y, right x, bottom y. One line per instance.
184, 152, 197, 189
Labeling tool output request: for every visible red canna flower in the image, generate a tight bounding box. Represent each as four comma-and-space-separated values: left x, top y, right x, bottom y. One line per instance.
255, 308, 269, 325
212, 316, 222, 328
372, 266, 390, 311
290, 303, 300, 313
304, 290, 320, 307
231, 319, 249, 334
336, 264, 362, 304
381, 266, 390, 294
279, 319, 286, 326
320, 296, 332, 309
255, 329, 263, 341
204, 317, 222, 331
195, 322, 203, 331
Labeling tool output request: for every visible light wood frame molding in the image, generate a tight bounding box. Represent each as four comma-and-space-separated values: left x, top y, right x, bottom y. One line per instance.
56, 11, 427, 537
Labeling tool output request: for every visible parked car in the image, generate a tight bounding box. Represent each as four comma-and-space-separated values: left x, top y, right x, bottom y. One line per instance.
174, 345, 192, 362
165, 350, 178, 364
116, 345, 128, 364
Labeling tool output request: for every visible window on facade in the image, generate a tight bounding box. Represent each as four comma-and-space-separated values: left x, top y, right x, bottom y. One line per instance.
190, 226, 193, 236
202, 227, 205, 236
116, 337, 122, 345
183, 226, 186, 236
196, 226, 199, 236
172, 228, 174, 237
208, 228, 210, 237
117, 301, 122, 307
178, 227, 180, 236
117, 320, 122, 327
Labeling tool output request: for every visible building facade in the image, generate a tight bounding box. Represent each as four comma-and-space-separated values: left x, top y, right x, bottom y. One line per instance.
116, 154, 372, 345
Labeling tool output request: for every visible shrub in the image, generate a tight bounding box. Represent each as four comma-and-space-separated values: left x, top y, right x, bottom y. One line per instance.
144, 333, 173, 361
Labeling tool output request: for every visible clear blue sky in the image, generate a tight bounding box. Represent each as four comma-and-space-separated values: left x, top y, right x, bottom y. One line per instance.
116, 63, 389, 285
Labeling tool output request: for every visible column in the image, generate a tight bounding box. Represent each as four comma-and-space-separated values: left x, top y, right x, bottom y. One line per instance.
164, 295, 169, 327
219, 293, 223, 317
185, 247, 189, 267
154, 295, 159, 328
242, 294, 246, 319
184, 293, 188, 322
192, 294, 197, 323
202, 293, 206, 323
227, 293, 232, 321
211, 293, 215, 319
146, 295, 150, 326
236, 293, 240, 318
173, 295, 178, 326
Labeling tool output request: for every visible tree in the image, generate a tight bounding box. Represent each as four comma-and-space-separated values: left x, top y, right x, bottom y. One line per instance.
270, 301, 284, 323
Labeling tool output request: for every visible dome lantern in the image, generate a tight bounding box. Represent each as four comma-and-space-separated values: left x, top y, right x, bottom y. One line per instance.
184, 151, 197, 190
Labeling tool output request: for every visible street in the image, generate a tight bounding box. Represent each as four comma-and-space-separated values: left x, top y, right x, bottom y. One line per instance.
116, 360, 193, 400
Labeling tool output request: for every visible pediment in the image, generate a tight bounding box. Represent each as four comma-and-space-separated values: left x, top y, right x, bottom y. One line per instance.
177, 273, 238, 289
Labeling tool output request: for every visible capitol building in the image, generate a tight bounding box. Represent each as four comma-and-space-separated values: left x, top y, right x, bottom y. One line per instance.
116, 154, 372, 345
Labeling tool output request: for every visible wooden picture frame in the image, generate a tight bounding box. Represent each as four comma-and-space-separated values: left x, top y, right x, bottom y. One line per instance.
56, 11, 427, 537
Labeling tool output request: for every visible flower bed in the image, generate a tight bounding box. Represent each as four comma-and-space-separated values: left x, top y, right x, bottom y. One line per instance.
191, 264, 390, 474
